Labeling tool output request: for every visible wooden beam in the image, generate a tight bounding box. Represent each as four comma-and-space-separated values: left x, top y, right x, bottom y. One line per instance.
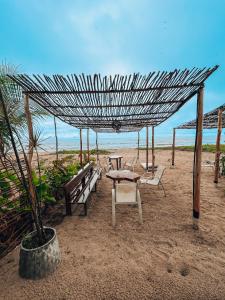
53, 116, 59, 161
23, 82, 201, 95
57, 111, 175, 118
24, 94, 34, 167
152, 126, 155, 175
79, 128, 83, 166
87, 128, 90, 162
193, 87, 204, 227
172, 128, 176, 166
146, 126, 149, 171
214, 109, 222, 183
44, 99, 186, 109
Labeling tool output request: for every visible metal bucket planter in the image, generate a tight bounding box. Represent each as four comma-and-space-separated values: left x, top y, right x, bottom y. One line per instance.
19, 227, 60, 279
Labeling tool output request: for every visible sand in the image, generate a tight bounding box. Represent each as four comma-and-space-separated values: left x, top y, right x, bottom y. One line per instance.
1, 149, 225, 300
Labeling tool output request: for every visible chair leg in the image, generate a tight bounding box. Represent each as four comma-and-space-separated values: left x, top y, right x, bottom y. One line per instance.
112, 189, 116, 227
160, 181, 166, 197
137, 190, 143, 224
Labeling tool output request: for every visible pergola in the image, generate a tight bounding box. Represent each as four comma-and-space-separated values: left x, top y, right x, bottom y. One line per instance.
172, 103, 225, 183
9, 66, 218, 226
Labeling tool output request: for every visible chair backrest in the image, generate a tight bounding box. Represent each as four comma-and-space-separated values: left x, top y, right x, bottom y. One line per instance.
106, 158, 113, 171
115, 182, 137, 203
154, 166, 165, 181
132, 156, 138, 166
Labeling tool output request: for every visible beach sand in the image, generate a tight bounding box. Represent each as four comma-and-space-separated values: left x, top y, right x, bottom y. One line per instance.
1, 149, 225, 300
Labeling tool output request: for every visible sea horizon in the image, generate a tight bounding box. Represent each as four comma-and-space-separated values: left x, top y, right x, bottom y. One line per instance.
38, 130, 224, 152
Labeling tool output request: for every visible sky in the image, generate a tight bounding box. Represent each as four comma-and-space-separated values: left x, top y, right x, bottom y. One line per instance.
1, 0, 225, 148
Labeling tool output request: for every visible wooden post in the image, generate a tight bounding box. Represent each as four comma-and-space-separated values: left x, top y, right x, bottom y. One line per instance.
96, 132, 99, 164
137, 131, 140, 160
214, 109, 223, 183
53, 116, 59, 161
79, 128, 83, 166
152, 126, 155, 175
24, 94, 34, 167
146, 126, 149, 171
193, 86, 204, 228
172, 128, 176, 167
87, 128, 90, 162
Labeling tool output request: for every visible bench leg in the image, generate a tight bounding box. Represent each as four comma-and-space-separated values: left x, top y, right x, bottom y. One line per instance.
92, 182, 97, 192
137, 190, 143, 224
65, 199, 72, 216
98, 172, 102, 180
112, 189, 116, 227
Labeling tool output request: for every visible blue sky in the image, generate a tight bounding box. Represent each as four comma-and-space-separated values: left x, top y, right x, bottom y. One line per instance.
1, 0, 225, 148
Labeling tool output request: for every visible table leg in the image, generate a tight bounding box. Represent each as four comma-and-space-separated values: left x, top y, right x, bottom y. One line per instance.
113, 180, 116, 189
116, 159, 119, 170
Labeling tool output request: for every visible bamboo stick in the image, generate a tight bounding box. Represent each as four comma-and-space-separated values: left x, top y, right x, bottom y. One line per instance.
172, 128, 176, 166
214, 109, 222, 183
193, 87, 204, 227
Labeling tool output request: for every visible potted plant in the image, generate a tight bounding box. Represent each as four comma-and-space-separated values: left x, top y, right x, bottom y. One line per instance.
0, 82, 60, 279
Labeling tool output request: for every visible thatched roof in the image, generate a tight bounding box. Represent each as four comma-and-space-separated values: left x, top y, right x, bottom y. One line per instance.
9, 66, 218, 132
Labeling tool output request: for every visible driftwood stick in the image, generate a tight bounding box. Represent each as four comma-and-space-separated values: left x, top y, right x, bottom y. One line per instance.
193, 87, 204, 225
53, 116, 59, 161
146, 126, 149, 171
79, 129, 83, 166
214, 109, 222, 183
152, 126, 155, 175
96, 132, 99, 164
137, 131, 140, 160
87, 128, 90, 162
172, 128, 176, 166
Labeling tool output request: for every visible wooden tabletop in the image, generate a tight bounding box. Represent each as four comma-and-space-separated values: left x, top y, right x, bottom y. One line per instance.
106, 170, 140, 182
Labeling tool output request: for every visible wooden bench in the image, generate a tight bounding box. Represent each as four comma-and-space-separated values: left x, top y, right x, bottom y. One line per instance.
63, 162, 102, 216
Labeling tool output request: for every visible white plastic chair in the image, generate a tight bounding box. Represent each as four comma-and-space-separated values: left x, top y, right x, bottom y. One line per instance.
112, 182, 143, 227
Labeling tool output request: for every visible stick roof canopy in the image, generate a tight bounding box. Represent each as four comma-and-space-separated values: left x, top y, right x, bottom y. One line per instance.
177, 102, 225, 129
9, 66, 218, 133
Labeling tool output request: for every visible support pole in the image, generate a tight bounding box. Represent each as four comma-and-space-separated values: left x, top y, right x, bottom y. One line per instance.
87, 128, 90, 162
96, 132, 99, 165
193, 86, 204, 228
24, 94, 34, 167
214, 109, 223, 183
53, 116, 59, 161
172, 128, 176, 167
152, 126, 155, 175
146, 126, 149, 171
137, 131, 140, 160
79, 128, 83, 167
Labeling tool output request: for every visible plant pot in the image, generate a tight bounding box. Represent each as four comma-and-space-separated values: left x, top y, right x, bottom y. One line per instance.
19, 227, 60, 279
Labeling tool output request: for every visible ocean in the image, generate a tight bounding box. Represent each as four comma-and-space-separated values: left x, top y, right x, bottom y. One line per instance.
39, 129, 223, 152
